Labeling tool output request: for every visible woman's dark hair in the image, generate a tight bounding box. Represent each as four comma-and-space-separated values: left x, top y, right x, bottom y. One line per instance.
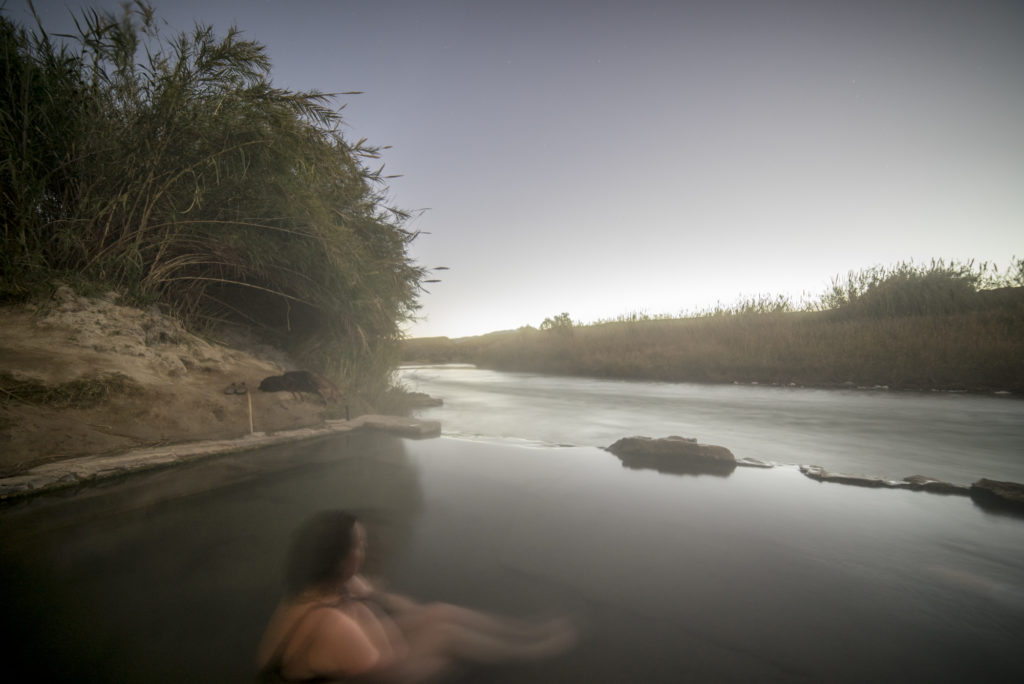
284, 510, 358, 597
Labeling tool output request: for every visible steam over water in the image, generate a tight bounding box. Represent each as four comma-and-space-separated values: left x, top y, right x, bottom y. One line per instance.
1, 366, 1022, 682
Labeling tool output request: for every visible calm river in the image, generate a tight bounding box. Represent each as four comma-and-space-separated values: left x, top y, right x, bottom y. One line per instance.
398, 364, 1024, 484
0, 366, 1021, 683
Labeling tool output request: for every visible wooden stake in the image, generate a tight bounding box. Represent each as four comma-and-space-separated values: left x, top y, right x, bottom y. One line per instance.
247, 390, 254, 434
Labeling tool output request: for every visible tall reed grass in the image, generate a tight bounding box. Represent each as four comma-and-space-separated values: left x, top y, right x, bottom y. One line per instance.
403, 261, 1024, 392
1, 3, 425, 399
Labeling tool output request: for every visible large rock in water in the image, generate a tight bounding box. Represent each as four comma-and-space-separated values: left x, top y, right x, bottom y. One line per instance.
970, 479, 1024, 515
605, 436, 736, 477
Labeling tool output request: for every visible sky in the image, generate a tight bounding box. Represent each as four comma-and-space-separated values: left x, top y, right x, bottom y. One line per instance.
7, 0, 1023, 338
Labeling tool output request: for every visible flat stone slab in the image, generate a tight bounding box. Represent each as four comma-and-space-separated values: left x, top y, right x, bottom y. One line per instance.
0, 415, 440, 501
799, 465, 969, 495
335, 415, 441, 438
800, 465, 894, 488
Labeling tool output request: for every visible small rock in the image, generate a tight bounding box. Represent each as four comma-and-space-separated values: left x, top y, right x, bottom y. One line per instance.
970, 478, 1024, 513
902, 475, 968, 495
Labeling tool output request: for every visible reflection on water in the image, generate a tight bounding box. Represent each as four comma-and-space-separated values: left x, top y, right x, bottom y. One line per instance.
2, 431, 1022, 683
399, 439, 1024, 683
399, 365, 1024, 484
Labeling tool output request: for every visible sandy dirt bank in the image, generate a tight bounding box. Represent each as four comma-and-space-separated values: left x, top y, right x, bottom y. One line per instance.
0, 286, 345, 478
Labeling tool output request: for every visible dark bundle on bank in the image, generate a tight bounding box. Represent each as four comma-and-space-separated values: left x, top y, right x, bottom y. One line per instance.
259, 371, 340, 403
0, 3, 425, 399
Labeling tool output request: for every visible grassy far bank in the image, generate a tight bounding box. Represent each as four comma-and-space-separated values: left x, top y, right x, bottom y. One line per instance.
403, 260, 1024, 393
1, 3, 426, 405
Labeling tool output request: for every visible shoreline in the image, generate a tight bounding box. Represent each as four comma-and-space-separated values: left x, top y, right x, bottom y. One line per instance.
0, 415, 440, 502
5, 409, 1022, 520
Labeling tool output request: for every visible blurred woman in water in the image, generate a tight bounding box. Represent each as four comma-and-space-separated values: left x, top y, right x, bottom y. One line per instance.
257, 510, 576, 682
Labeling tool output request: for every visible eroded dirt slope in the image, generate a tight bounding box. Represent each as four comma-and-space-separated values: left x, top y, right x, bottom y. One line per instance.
0, 287, 328, 476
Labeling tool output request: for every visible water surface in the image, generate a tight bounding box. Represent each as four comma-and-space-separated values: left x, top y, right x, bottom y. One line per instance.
2, 433, 1022, 682
399, 364, 1024, 483
2, 369, 1023, 682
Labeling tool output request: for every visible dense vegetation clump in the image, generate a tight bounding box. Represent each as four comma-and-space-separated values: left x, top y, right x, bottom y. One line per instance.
820, 259, 1020, 319
1, 3, 425, 397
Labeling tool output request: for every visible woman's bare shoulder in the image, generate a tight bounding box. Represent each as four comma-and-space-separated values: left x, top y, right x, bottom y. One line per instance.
306, 605, 382, 676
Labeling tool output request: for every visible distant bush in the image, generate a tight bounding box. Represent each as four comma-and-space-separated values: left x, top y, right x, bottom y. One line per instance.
820, 259, 1013, 318
540, 312, 574, 334
0, 3, 424, 398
